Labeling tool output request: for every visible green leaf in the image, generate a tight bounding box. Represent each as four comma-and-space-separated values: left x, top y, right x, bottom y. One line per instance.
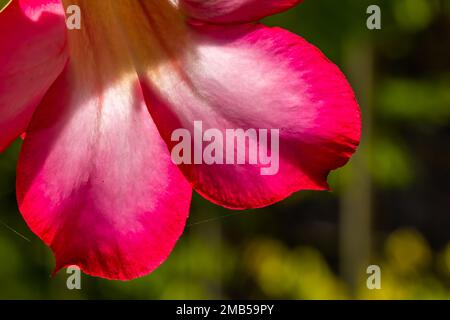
0, 0, 12, 13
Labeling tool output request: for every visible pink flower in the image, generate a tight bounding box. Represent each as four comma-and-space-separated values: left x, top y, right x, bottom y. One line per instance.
0, 0, 361, 280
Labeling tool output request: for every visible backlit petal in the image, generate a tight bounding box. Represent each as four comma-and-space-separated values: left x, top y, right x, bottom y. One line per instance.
179, 0, 302, 23
16, 2, 192, 279
0, 0, 68, 151
140, 23, 361, 209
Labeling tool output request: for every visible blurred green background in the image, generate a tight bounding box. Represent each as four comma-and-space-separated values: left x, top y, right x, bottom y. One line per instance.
1, 0, 450, 299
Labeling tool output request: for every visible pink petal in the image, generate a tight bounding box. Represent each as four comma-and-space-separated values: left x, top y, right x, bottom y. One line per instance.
140, 23, 361, 209
179, 0, 302, 23
0, 0, 68, 151
16, 62, 192, 280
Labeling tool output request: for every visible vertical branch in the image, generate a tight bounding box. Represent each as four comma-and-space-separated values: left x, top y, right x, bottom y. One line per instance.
340, 37, 374, 296
206, 219, 223, 299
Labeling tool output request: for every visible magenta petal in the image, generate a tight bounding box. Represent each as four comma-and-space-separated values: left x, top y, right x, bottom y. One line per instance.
0, 0, 68, 151
140, 24, 361, 209
179, 0, 302, 23
16, 62, 192, 280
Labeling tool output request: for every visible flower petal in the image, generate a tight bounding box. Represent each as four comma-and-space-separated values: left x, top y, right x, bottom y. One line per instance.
0, 0, 68, 151
178, 0, 302, 23
140, 24, 361, 209
16, 22, 192, 279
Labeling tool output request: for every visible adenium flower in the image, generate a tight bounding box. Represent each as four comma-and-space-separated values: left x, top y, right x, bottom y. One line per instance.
0, 0, 361, 280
